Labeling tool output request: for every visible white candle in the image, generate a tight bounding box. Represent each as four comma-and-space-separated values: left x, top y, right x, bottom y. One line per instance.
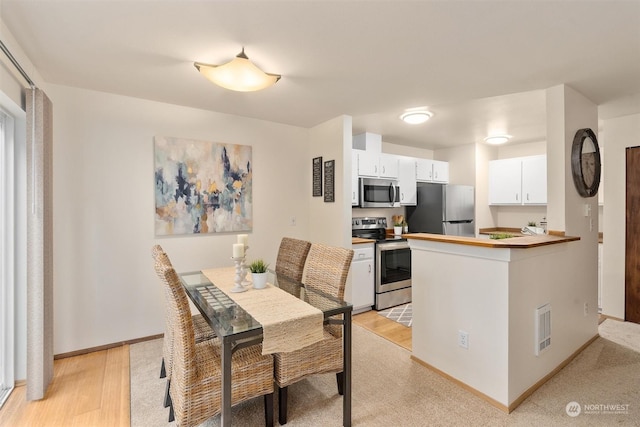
237, 234, 249, 246
232, 243, 244, 258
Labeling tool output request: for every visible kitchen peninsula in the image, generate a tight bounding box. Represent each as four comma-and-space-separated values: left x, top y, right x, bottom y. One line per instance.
406, 232, 597, 413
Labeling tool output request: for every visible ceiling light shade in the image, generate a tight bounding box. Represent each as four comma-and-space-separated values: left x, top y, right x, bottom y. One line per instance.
194, 48, 281, 92
484, 135, 512, 145
400, 111, 433, 124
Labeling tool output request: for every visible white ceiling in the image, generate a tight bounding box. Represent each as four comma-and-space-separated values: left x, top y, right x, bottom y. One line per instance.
2, 1, 639, 150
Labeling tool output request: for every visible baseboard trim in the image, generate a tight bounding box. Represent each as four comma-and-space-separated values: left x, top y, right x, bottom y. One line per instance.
507, 333, 599, 412
53, 333, 164, 360
411, 332, 600, 414
599, 313, 624, 323
410, 356, 509, 413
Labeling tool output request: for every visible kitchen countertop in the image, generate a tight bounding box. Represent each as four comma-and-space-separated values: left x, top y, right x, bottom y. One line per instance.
352, 237, 375, 245
404, 232, 580, 249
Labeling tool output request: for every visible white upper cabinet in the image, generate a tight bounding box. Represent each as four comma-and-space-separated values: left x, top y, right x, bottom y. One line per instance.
432, 160, 449, 183
521, 155, 547, 204
356, 150, 380, 177
489, 155, 547, 205
398, 157, 417, 205
416, 159, 449, 183
355, 151, 399, 179
378, 154, 399, 178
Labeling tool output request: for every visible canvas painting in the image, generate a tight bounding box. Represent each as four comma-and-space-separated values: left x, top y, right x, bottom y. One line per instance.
154, 136, 252, 235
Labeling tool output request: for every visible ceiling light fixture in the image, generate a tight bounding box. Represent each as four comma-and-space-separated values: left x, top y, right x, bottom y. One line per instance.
194, 48, 281, 92
484, 134, 512, 145
400, 110, 433, 124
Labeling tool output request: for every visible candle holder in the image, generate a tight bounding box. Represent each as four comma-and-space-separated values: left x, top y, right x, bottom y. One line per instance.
241, 246, 251, 287
230, 256, 247, 293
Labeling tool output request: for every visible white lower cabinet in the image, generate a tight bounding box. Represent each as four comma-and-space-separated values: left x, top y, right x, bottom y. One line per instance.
351, 244, 375, 313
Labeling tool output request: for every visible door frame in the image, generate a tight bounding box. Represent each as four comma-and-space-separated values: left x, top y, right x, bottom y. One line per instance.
0, 107, 15, 404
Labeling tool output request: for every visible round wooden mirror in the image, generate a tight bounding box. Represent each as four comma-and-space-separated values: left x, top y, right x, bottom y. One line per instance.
571, 128, 601, 198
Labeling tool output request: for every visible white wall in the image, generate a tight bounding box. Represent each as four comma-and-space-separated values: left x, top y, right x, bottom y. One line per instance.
382, 142, 433, 159
47, 84, 311, 354
309, 116, 352, 248
545, 83, 599, 337
601, 113, 640, 318
435, 143, 475, 186
475, 143, 497, 232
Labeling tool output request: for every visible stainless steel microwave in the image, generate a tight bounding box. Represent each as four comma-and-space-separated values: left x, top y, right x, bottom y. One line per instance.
359, 178, 401, 208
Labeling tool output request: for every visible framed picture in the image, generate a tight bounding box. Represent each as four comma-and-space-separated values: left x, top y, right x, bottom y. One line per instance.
154, 136, 252, 235
324, 159, 335, 203
312, 156, 322, 197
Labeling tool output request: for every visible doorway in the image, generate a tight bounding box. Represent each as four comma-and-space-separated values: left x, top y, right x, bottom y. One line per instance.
625, 146, 640, 324
0, 108, 13, 407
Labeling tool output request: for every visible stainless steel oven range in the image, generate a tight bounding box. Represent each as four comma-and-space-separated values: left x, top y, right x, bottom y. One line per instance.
352, 217, 411, 310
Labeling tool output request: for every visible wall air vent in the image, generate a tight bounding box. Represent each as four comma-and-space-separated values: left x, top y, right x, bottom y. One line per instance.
535, 303, 551, 356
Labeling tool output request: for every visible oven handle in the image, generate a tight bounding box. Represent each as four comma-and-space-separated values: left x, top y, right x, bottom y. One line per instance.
377, 241, 410, 251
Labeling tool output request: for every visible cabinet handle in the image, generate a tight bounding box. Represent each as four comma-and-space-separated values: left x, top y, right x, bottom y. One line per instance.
383, 166, 386, 174
435, 171, 438, 179
375, 165, 378, 174
401, 192, 404, 200
516, 193, 519, 201
368, 264, 371, 273
527, 193, 530, 201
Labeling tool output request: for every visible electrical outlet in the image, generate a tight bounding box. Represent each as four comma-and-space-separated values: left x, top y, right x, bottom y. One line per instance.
289, 216, 296, 226
458, 330, 469, 349
584, 302, 588, 317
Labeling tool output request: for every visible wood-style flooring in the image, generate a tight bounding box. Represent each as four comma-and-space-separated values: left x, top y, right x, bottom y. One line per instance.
0, 309, 409, 426
0, 345, 130, 427
353, 309, 412, 351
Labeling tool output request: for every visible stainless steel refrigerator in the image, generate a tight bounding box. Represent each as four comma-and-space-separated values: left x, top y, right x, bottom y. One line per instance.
405, 183, 475, 237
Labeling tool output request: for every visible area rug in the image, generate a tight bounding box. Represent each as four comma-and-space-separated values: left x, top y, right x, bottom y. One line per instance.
130, 320, 640, 426
377, 303, 412, 327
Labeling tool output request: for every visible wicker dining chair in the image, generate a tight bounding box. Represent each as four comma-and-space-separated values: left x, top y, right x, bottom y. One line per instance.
152, 245, 216, 408
154, 260, 275, 427
273, 243, 354, 425
275, 237, 312, 282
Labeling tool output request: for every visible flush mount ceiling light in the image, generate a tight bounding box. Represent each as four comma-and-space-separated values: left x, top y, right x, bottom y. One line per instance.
400, 110, 433, 124
484, 134, 512, 145
194, 48, 281, 92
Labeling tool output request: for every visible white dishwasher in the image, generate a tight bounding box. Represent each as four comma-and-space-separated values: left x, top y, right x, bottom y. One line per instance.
351, 243, 375, 313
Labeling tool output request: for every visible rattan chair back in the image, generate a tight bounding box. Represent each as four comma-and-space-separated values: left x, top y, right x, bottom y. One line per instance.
303, 243, 354, 300
275, 237, 311, 282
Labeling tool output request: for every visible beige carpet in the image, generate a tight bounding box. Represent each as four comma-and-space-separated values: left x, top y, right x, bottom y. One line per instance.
130, 319, 640, 426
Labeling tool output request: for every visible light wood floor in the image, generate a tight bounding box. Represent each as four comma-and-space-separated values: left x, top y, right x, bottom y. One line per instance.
0, 345, 130, 427
0, 310, 409, 426
353, 309, 412, 351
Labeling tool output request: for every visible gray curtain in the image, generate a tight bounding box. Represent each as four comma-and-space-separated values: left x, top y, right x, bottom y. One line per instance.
25, 88, 53, 400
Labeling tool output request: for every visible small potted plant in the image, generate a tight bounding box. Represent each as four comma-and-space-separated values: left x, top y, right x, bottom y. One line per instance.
249, 259, 269, 289
392, 215, 404, 236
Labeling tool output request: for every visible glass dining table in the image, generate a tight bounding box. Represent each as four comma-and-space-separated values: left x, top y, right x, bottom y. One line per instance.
180, 269, 353, 427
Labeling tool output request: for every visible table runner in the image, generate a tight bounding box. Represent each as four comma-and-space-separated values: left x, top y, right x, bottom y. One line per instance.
201, 267, 324, 355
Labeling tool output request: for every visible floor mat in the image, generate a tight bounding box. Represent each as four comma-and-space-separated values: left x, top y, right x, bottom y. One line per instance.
377, 303, 412, 327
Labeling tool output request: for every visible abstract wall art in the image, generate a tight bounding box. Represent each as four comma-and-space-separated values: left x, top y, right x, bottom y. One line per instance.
154, 136, 252, 235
